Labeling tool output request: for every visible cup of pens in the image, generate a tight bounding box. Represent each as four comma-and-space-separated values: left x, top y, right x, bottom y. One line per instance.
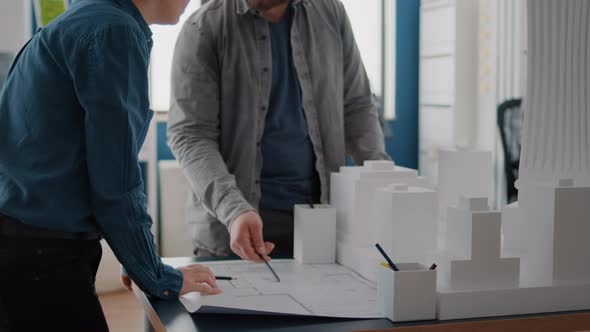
376, 260, 437, 322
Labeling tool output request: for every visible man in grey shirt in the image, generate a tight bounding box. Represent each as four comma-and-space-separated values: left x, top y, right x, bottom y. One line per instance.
168, 0, 389, 262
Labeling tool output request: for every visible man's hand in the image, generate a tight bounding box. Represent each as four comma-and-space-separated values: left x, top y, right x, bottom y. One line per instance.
230, 211, 275, 263
179, 264, 222, 296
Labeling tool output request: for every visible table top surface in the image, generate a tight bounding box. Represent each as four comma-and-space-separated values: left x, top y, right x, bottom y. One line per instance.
135, 257, 590, 332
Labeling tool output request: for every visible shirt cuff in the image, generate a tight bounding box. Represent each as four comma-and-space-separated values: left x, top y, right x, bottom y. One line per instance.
153, 264, 184, 300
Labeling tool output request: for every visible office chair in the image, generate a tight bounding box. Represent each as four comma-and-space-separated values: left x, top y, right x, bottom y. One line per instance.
497, 98, 523, 204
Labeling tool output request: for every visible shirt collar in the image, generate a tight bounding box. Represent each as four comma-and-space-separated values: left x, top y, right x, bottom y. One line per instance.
114, 0, 152, 39
71, 0, 152, 39
236, 0, 303, 16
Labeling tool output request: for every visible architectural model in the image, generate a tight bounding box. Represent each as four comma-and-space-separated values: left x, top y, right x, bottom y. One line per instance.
330, 0, 590, 321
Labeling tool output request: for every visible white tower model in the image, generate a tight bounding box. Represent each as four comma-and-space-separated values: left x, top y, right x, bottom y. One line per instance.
504, 0, 590, 285
330, 160, 431, 279
519, 0, 590, 187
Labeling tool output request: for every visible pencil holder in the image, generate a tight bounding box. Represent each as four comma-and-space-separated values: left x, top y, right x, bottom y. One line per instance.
377, 263, 437, 322
293, 204, 336, 264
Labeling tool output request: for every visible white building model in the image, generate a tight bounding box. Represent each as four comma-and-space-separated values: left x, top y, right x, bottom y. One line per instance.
327, 0, 590, 320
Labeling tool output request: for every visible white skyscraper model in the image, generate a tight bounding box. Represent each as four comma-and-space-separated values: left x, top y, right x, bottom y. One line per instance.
375, 184, 437, 264
503, 0, 590, 286
330, 160, 431, 279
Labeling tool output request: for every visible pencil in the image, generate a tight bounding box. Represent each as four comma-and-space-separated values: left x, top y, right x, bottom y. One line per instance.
374, 243, 400, 271
258, 253, 280, 282
215, 276, 235, 281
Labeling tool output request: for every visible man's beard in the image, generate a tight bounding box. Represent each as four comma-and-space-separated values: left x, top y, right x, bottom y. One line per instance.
248, 0, 289, 11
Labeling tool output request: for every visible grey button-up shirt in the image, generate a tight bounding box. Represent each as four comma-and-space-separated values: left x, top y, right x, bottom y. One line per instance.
168, 0, 389, 254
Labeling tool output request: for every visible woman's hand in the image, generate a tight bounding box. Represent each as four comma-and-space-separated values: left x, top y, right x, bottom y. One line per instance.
178, 264, 222, 295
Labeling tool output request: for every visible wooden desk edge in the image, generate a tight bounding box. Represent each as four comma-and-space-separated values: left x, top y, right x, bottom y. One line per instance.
132, 283, 167, 332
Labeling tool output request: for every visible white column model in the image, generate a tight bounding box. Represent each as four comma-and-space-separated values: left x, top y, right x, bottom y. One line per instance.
519, 0, 590, 186
504, 0, 590, 285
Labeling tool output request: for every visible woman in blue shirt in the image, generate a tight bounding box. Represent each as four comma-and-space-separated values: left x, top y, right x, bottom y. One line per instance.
0, 0, 220, 331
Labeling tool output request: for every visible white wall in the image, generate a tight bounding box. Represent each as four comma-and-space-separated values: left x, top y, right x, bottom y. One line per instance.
0, 0, 31, 53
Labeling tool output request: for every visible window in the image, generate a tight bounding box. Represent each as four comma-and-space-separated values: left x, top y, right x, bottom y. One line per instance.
149, 0, 395, 119
340, 0, 382, 102
149, 1, 201, 111
340, 0, 396, 119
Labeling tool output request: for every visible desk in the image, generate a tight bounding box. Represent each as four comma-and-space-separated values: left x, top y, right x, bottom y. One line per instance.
134, 257, 590, 332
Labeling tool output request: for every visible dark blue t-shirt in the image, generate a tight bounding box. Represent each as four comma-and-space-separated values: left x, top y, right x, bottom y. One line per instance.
259, 6, 320, 211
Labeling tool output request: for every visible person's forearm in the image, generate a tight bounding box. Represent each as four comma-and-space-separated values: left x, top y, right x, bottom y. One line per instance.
344, 101, 390, 163
94, 187, 182, 300
167, 130, 254, 229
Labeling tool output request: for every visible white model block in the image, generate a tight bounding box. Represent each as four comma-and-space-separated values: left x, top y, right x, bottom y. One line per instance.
410, 176, 432, 189
445, 200, 501, 259
389, 183, 408, 191
506, 181, 556, 284
470, 211, 501, 261
438, 282, 590, 320
375, 185, 438, 264
364, 160, 396, 171
558, 178, 575, 187
293, 204, 336, 264
330, 161, 423, 248
437, 149, 493, 209
437, 149, 492, 249
458, 196, 489, 212
506, 180, 590, 285
500, 202, 525, 253
336, 241, 361, 272
444, 207, 473, 259
450, 258, 520, 290
377, 263, 437, 322
443, 198, 520, 290
357, 248, 382, 283
553, 186, 590, 283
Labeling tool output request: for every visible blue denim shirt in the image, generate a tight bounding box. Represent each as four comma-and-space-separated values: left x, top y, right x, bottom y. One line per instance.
0, 0, 182, 299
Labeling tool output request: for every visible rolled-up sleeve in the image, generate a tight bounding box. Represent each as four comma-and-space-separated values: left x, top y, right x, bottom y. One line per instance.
337, 2, 390, 163
168, 20, 254, 231
73, 25, 182, 300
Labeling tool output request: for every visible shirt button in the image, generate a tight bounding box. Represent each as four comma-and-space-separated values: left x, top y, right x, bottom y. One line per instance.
256, 141, 261, 146
263, 67, 269, 73
163, 290, 170, 296
261, 105, 267, 111
255, 179, 260, 184
260, 35, 267, 40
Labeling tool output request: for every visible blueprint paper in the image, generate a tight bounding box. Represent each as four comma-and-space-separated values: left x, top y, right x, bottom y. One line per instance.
179, 260, 382, 318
